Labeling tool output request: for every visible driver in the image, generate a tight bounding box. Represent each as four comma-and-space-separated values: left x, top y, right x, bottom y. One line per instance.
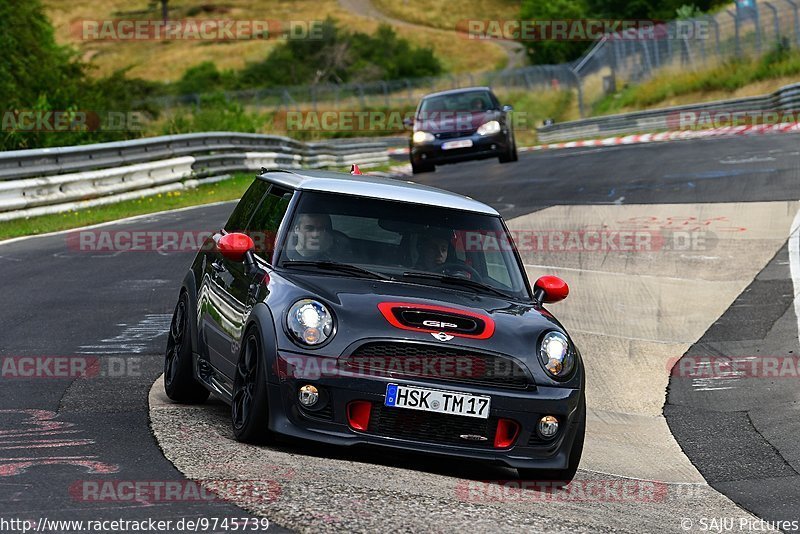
470, 97, 486, 111
415, 229, 451, 271
286, 213, 351, 261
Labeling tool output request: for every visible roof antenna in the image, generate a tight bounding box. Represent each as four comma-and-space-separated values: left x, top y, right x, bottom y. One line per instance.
350, 164, 362, 175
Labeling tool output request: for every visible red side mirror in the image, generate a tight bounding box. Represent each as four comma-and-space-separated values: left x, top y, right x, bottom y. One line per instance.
534, 275, 569, 304
217, 233, 255, 262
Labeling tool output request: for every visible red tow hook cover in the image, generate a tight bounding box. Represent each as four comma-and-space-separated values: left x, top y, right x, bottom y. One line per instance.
494, 418, 520, 448
347, 400, 372, 431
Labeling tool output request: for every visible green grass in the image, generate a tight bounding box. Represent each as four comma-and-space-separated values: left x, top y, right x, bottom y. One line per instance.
501, 89, 575, 145
593, 43, 800, 116
0, 174, 255, 241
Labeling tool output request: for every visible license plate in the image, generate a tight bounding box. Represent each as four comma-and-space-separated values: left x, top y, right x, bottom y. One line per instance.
384, 384, 490, 419
442, 139, 473, 150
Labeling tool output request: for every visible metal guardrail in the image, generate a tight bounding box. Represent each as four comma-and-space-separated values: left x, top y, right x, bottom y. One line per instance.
536, 82, 800, 143
0, 133, 389, 222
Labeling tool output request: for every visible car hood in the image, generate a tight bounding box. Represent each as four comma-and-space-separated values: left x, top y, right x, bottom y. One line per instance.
416, 110, 500, 134
267, 271, 565, 361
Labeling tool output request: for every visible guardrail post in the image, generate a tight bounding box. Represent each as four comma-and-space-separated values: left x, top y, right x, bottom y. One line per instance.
783, 0, 800, 47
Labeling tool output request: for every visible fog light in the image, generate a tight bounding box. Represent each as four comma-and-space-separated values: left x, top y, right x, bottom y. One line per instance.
537, 415, 559, 439
298, 385, 319, 407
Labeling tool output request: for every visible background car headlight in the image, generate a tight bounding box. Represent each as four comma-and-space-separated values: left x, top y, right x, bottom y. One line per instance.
287, 299, 334, 346
477, 120, 501, 136
412, 131, 435, 144
538, 331, 575, 379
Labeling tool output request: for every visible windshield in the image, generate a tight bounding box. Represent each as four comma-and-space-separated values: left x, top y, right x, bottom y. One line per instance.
278, 191, 530, 300
419, 91, 497, 114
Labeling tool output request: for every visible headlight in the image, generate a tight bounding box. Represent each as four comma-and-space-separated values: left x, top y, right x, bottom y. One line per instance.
538, 331, 575, 380
287, 299, 334, 347
477, 120, 501, 136
412, 131, 435, 144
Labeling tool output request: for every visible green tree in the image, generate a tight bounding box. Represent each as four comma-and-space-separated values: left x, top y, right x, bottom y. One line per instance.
520, 0, 589, 64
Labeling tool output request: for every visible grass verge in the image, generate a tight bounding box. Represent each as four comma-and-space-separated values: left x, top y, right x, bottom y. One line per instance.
593, 44, 800, 115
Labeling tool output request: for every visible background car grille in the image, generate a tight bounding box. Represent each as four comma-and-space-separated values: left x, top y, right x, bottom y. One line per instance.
367, 402, 498, 448
436, 130, 477, 139
343, 342, 532, 389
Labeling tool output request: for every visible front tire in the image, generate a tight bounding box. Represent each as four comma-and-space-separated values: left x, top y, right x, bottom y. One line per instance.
499, 138, 518, 164
164, 292, 209, 404
231, 328, 273, 444
412, 161, 435, 174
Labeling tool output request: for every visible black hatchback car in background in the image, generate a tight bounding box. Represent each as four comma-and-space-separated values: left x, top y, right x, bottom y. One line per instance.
409, 87, 518, 174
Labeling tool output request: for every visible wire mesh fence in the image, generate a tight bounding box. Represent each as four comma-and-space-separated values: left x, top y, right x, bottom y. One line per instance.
143, 0, 800, 120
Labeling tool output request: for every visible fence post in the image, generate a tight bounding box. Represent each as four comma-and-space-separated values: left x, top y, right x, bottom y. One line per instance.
612, 38, 623, 77
755, 3, 764, 53
665, 23, 673, 65
381, 81, 389, 107
640, 39, 654, 76
727, 10, 742, 57
682, 36, 695, 67
570, 68, 585, 119
783, 0, 800, 46
764, 1, 781, 41
697, 17, 708, 65
707, 15, 722, 58
356, 84, 366, 108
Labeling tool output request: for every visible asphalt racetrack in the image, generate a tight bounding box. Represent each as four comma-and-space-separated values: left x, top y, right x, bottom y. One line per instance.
1, 134, 799, 532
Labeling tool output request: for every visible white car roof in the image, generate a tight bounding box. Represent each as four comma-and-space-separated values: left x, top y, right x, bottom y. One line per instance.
259, 169, 499, 216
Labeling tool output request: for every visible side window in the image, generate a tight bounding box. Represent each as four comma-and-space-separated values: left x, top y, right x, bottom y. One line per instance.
224, 179, 270, 232
246, 187, 292, 259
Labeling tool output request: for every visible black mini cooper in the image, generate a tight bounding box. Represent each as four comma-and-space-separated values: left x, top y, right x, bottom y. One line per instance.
164, 167, 585, 481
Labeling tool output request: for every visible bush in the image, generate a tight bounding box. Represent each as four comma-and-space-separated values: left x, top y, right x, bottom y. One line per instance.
176, 62, 236, 95
0, 0, 163, 150
237, 19, 443, 88
160, 94, 271, 135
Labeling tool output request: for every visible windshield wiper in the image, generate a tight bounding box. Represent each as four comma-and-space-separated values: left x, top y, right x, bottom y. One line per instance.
282, 260, 391, 280
401, 270, 513, 299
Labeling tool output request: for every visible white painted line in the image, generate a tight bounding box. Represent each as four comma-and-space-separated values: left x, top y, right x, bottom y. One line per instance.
789, 207, 800, 349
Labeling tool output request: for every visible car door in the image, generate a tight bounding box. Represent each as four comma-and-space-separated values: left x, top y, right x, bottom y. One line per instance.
217, 186, 293, 372
200, 179, 270, 378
